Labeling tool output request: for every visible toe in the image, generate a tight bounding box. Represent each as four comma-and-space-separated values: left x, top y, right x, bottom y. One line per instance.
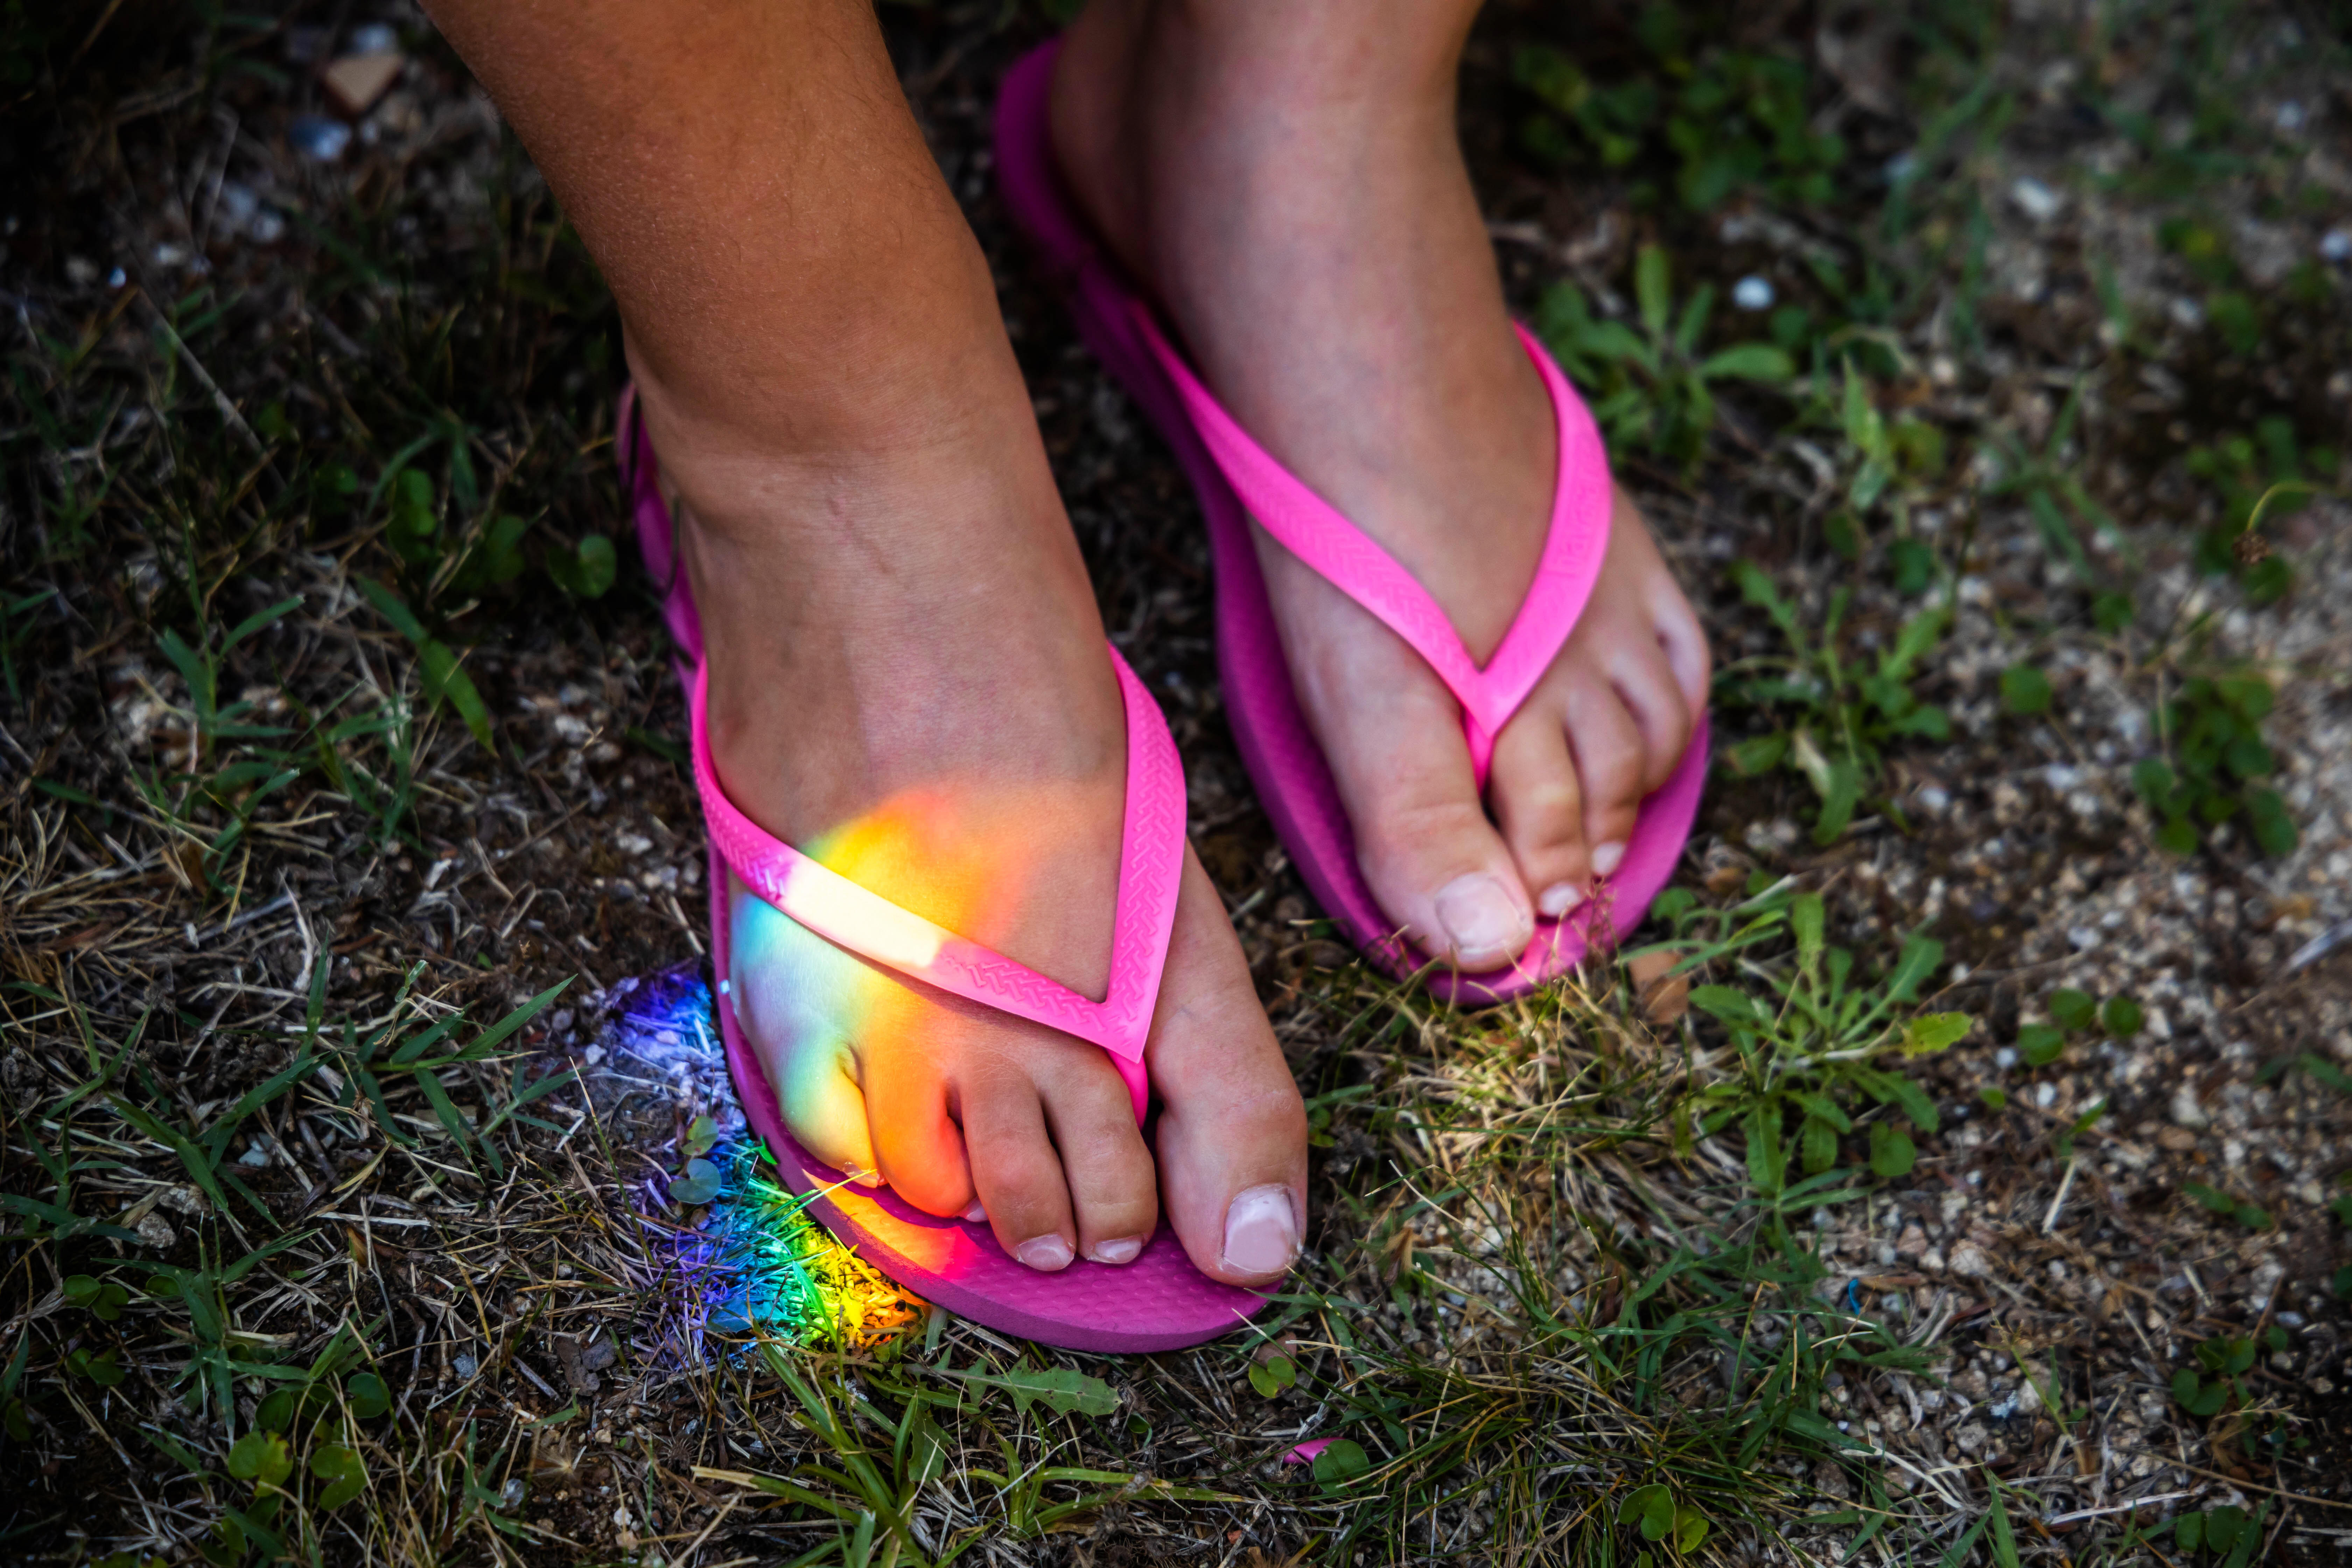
959, 1065, 1078, 1271
863, 1034, 976, 1219
1151, 854, 1310, 1286
728, 876, 881, 1183
1561, 675, 1650, 875
1345, 715, 1533, 968
1615, 628, 1698, 795
1488, 708, 1590, 918
1034, 1050, 1158, 1265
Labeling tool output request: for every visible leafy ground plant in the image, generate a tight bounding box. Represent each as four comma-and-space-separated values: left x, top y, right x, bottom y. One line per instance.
2132, 671, 2297, 858
1715, 562, 1948, 842
1536, 244, 1794, 468
1639, 882, 1963, 1194
1510, 13, 1846, 211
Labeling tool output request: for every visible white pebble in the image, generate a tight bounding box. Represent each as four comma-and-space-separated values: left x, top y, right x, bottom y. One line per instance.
1732, 275, 1776, 311
2010, 176, 2063, 223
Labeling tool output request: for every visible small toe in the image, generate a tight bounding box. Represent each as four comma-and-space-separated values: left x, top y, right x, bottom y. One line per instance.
1034, 1050, 1158, 1265
1612, 639, 1697, 794
1488, 706, 1590, 915
1561, 676, 1648, 872
959, 1068, 1078, 1271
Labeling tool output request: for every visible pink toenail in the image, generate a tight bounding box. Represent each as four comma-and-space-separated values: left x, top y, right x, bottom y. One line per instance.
1087, 1236, 1144, 1266
1537, 881, 1586, 919
961, 1200, 988, 1223
1590, 841, 1626, 877
1014, 1234, 1074, 1272
1222, 1185, 1298, 1277
1432, 873, 1528, 965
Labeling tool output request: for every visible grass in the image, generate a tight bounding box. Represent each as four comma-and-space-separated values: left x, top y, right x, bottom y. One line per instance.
6, 0, 2352, 1563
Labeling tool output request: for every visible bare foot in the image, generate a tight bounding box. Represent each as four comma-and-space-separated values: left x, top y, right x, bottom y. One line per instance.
1051, 0, 1712, 969
634, 331, 1305, 1286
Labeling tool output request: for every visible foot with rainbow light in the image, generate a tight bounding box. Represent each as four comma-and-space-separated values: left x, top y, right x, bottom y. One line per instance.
1037, 0, 1713, 992
424, 0, 1309, 1344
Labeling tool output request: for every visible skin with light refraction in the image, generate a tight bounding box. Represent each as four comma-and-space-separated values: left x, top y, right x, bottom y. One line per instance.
420, 0, 1307, 1285
1052, 0, 1712, 968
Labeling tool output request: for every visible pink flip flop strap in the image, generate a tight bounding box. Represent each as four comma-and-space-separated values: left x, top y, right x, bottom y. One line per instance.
1128, 306, 1612, 788
686, 649, 1181, 1122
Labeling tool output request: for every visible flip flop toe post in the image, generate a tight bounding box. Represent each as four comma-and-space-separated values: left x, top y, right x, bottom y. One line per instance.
617, 396, 1268, 1353
993, 43, 1709, 1005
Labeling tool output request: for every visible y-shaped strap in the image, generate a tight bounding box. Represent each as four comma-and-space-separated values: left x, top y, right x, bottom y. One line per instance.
1130, 305, 1613, 788
690, 649, 1183, 1121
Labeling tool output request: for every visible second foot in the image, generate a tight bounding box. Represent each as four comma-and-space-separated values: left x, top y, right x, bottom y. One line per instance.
1051, 0, 1713, 969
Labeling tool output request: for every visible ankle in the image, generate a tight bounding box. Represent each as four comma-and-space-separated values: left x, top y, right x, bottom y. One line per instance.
1069, 0, 1473, 111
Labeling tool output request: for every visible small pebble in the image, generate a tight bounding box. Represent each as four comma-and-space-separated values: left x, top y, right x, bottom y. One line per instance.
105, 266, 126, 289
2276, 101, 2306, 132
347, 22, 399, 54
1994, 1047, 2018, 1069
453, 1353, 478, 1378
2323, 229, 2352, 263
2010, 176, 2063, 223
289, 114, 352, 163
1732, 274, 1775, 311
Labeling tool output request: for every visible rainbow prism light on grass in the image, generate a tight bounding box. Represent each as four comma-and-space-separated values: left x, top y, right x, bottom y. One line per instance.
617, 388, 1269, 1354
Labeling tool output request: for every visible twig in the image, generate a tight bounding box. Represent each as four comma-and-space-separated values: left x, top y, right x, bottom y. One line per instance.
2042, 1488, 2200, 1526
136, 293, 262, 454
2040, 1156, 2079, 1234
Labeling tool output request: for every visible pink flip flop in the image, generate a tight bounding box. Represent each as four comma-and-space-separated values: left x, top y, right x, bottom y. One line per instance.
616, 394, 1268, 1352
993, 42, 1709, 1005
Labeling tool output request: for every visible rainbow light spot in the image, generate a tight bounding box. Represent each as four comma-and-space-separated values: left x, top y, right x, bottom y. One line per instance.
617, 968, 919, 1348
776, 858, 945, 970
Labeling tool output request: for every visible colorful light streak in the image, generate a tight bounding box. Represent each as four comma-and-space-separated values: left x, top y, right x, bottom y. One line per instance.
616, 965, 919, 1350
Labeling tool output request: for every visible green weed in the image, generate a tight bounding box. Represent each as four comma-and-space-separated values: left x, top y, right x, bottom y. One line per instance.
1640, 884, 1963, 1194
2015, 985, 2141, 1068
2186, 416, 2334, 603
1537, 245, 1795, 468
2170, 1328, 2285, 1418
1511, 20, 1846, 210
2132, 672, 2296, 858
1714, 563, 1948, 843
2174, 1502, 2271, 1567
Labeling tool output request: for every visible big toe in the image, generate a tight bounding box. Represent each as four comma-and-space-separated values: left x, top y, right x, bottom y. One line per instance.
1150, 853, 1309, 1286
1354, 753, 1534, 971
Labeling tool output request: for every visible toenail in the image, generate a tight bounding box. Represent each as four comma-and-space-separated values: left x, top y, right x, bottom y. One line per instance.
1222, 1185, 1299, 1277
1432, 873, 1529, 964
961, 1200, 988, 1223
1014, 1234, 1073, 1272
1537, 881, 1586, 919
1086, 1236, 1144, 1266
844, 1165, 884, 1188
1590, 841, 1626, 877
